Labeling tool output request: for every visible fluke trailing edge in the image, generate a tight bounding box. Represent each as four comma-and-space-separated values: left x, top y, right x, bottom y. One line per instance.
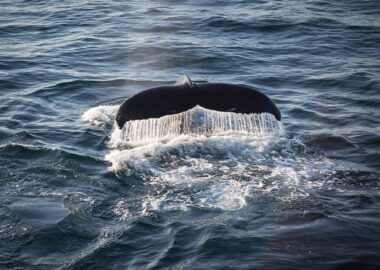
116, 76, 281, 129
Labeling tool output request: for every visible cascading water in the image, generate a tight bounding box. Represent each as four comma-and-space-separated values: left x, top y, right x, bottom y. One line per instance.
110, 106, 284, 145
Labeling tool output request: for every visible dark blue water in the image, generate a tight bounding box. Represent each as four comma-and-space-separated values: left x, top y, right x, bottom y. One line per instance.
1, 0, 380, 269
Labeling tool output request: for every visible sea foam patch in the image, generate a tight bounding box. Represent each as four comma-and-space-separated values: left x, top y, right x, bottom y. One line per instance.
106, 133, 337, 214
84, 104, 339, 214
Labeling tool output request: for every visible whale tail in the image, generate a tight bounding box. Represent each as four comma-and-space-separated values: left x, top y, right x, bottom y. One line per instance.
116, 76, 281, 129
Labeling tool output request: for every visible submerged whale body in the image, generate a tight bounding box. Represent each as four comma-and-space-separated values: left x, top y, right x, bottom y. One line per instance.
116, 76, 281, 129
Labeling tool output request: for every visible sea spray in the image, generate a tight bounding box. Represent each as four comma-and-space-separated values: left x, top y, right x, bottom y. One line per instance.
82, 105, 119, 126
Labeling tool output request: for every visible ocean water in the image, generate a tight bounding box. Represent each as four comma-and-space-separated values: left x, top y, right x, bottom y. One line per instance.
1, 0, 380, 269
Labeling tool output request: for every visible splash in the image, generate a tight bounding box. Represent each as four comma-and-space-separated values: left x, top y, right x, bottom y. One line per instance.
82, 105, 119, 126
110, 106, 283, 146
83, 104, 344, 215
106, 133, 343, 215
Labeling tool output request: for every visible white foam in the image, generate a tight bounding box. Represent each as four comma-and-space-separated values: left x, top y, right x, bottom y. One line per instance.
195, 180, 251, 210
142, 193, 192, 214
82, 104, 340, 214
82, 105, 119, 126
105, 132, 340, 213
113, 200, 130, 220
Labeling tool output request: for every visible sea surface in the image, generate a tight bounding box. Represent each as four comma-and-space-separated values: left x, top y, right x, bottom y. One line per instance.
1, 0, 380, 269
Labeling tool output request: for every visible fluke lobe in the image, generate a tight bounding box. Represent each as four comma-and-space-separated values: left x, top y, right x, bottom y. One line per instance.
116, 76, 281, 129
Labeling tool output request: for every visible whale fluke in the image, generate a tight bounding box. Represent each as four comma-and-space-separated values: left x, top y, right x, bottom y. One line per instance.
116, 76, 281, 129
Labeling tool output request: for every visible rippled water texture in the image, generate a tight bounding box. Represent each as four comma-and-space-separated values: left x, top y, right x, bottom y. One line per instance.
1, 0, 380, 269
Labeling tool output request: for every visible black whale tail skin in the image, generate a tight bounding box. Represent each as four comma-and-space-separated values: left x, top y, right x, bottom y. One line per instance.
116, 76, 281, 129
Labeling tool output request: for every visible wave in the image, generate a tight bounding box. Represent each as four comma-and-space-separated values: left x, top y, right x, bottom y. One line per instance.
0, 142, 60, 154
204, 17, 297, 33
0, 142, 102, 166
